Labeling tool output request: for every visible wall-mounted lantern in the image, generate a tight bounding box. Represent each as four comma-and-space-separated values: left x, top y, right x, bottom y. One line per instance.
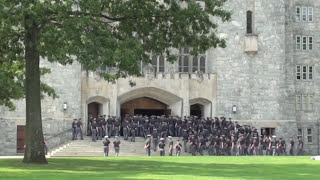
232, 105, 237, 113
63, 102, 67, 110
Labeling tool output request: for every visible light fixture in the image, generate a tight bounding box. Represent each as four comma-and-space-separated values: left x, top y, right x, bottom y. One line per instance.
63, 102, 67, 110
232, 105, 237, 113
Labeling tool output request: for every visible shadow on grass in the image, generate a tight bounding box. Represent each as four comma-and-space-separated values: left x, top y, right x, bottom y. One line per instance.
0, 157, 319, 180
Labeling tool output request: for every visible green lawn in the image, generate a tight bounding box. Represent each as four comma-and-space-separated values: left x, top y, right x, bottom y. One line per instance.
0, 157, 319, 180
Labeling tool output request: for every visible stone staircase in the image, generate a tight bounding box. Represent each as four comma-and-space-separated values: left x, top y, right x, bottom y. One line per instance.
50, 136, 197, 157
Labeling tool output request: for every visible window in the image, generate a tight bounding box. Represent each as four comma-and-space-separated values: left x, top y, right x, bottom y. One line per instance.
308, 36, 313, 50
296, 94, 314, 111
308, 66, 313, 80
296, 95, 301, 110
302, 7, 307, 22
296, 65, 301, 80
183, 56, 189, 72
152, 55, 165, 73
159, 56, 165, 72
297, 128, 303, 140
200, 56, 206, 72
308, 7, 313, 22
296, 36, 301, 50
302, 95, 308, 110
308, 95, 313, 110
261, 128, 276, 136
179, 47, 206, 73
192, 56, 198, 72
302, 65, 307, 80
307, 128, 312, 143
246, 11, 253, 34
296, 7, 301, 22
296, 65, 313, 80
302, 36, 307, 50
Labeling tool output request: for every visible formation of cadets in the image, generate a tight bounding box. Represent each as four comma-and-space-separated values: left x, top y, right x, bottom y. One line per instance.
81, 114, 304, 156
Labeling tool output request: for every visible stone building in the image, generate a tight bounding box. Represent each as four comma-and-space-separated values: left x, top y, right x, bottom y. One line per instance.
0, 0, 319, 155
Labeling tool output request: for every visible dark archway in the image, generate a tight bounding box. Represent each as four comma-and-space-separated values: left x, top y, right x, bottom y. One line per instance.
121, 97, 170, 118
190, 104, 204, 118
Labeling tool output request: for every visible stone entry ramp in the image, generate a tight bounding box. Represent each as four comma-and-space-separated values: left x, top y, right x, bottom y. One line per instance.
50, 136, 195, 157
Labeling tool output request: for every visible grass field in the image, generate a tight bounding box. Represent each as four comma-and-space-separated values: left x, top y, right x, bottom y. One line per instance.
0, 157, 319, 180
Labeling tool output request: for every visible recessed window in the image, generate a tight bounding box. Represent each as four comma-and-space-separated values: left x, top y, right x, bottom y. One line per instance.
246, 11, 253, 34
296, 36, 301, 50
308, 7, 313, 22
179, 47, 206, 73
296, 7, 301, 22
296, 94, 314, 111
307, 128, 312, 143
296, 65, 313, 80
308, 36, 313, 50
302, 36, 307, 50
302, 7, 307, 22
152, 55, 165, 73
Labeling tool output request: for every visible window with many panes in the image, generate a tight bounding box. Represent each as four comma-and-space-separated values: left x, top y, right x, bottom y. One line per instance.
296, 65, 313, 80
152, 55, 165, 73
296, 36, 301, 50
296, 6, 313, 22
179, 47, 206, 73
296, 7, 301, 21
296, 94, 314, 111
307, 128, 312, 143
296, 36, 313, 51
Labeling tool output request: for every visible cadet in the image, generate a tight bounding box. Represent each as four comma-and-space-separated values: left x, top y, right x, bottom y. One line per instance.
168, 136, 173, 156
297, 137, 303, 156
72, 119, 77, 140
182, 130, 189, 152
144, 135, 152, 156
198, 136, 207, 156
113, 136, 121, 156
91, 120, 98, 142
122, 120, 129, 140
175, 139, 182, 156
97, 118, 103, 140
103, 136, 110, 156
130, 122, 136, 142
152, 129, 159, 152
76, 118, 84, 140
289, 137, 294, 156
158, 138, 166, 156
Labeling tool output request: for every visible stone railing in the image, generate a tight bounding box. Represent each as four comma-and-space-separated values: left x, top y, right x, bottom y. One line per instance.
45, 128, 72, 150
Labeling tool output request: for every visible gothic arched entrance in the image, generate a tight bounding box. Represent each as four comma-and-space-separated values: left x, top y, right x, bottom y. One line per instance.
120, 97, 170, 117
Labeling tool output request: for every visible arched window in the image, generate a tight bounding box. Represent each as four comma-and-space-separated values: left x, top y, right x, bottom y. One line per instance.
152, 55, 157, 69
159, 56, 165, 72
200, 56, 206, 72
247, 10, 253, 34
183, 56, 189, 72
192, 56, 198, 72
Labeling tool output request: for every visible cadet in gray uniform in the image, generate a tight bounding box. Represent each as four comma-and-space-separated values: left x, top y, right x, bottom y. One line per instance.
103, 136, 110, 156
91, 120, 98, 142
113, 136, 121, 156
76, 118, 84, 140
144, 135, 152, 156
72, 119, 77, 140
168, 136, 173, 156
158, 138, 166, 156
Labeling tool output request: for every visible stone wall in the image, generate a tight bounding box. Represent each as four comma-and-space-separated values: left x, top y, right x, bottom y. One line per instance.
0, 60, 81, 155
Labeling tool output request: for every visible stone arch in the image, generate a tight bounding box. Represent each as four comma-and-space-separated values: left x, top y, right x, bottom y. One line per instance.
118, 87, 183, 116
118, 87, 182, 105
189, 97, 212, 117
86, 95, 109, 104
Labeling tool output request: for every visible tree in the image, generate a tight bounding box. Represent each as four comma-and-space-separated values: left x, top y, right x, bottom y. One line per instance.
0, 0, 231, 163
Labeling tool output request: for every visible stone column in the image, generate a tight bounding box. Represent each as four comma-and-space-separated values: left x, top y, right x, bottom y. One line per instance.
109, 82, 118, 116
181, 73, 190, 116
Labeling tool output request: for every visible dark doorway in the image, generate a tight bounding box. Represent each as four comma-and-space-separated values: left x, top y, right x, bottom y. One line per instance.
88, 102, 101, 119
121, 97, 170, 119
134, 109, 165, 116
261, 128, 276, 136
17, 125, 26, 153
190, 104, 203, 118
